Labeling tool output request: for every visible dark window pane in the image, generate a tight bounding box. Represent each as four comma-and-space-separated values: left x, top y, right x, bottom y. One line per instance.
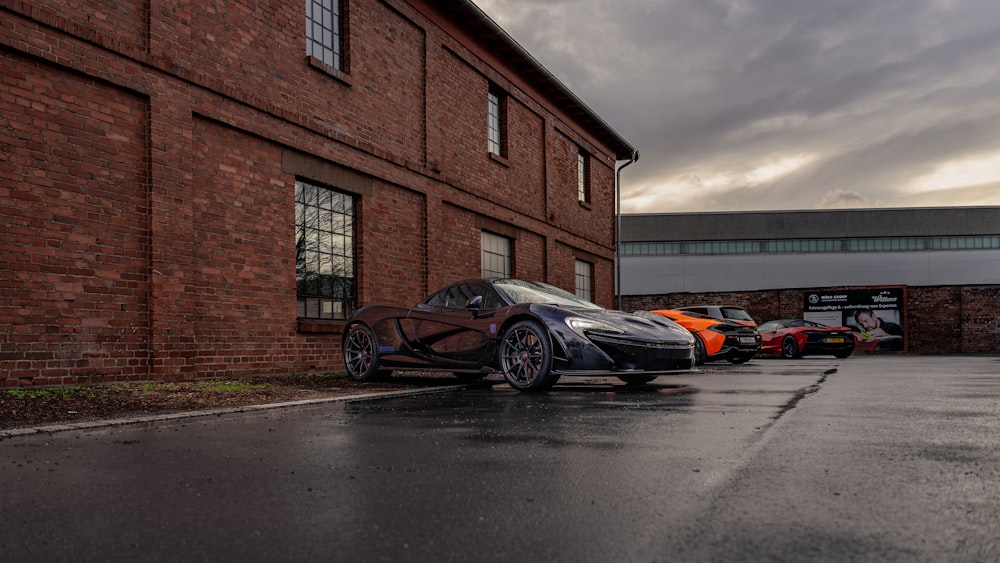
295, 179, 355, 320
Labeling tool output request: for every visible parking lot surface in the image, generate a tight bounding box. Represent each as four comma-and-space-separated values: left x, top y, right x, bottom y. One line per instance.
2, 355, 998, 562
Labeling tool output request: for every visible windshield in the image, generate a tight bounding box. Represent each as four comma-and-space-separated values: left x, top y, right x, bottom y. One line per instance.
722, 307, 755, 322
493, 279, 603, 310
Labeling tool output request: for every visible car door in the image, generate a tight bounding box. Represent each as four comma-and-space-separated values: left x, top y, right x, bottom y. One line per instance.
756, 321, 783, 353
398, 283, 501, 368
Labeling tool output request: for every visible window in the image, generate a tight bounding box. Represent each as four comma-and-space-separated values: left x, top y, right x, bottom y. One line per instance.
481, 231, 511, 278
621, 235, 1000, 256
577, 150, 590, 203
421, 283, 502, 311
575, 260, 593, 302
488, 84, 506, 157
295, 179, 355, 320
306, 0, 345, 71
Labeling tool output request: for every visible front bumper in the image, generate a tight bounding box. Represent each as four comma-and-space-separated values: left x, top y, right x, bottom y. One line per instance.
565, 333, 695, 373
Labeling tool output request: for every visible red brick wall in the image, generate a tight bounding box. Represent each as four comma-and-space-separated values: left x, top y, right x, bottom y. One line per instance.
1, 0, 621, 387
957, 287, 1000, 353
0, 50, 151, 387
361, 182, 428, 305
622, 285, 1000, 354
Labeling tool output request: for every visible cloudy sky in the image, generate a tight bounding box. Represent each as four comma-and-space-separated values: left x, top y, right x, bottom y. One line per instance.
472, 0, 1000, 213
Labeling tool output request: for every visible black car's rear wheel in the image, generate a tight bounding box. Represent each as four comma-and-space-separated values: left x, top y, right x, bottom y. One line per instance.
499, 320, 557, 391
833, 350, 853, 359
781, 336, 801, 359
344, 323, 390, 381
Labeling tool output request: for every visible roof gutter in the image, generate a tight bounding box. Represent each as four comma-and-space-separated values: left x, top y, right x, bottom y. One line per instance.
616, 149, 639, 310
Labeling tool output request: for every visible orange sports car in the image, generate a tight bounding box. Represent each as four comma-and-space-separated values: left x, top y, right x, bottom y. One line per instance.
651, 309, 760, 365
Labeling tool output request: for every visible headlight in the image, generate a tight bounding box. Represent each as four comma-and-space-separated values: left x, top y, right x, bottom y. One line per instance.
566, 317, 625, 335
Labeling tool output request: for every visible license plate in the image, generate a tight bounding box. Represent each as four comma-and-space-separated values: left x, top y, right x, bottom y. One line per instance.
739, 337, 757, 345
825, 337, 845, 343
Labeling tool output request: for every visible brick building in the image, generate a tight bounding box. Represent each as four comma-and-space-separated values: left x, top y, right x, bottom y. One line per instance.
0, 0, 637, 387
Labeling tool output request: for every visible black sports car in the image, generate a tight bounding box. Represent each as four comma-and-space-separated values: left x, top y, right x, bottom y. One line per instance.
342, 278, 695, 391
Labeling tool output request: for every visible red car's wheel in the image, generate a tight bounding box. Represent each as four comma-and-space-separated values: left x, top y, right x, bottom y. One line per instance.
781, 335, 801, 359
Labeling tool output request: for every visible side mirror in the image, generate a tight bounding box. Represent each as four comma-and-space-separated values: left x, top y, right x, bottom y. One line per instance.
465, 295, 483, 311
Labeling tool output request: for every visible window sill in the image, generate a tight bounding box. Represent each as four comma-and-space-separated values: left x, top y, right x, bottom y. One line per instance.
579, 200, 592, 210
297, 320, 346, 334
488, 152, 509, 167
306, 56, 352, 87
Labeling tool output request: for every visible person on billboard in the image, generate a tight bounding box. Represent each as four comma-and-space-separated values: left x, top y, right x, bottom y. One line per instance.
853, 308, 904, 351
853, 308, 903, 338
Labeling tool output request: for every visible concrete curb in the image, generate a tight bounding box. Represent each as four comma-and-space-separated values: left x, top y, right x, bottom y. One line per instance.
1, 384, 478, 439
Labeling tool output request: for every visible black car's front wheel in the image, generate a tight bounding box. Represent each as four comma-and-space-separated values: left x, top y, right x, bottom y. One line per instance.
499, 320, 557, 391
344, 323, 389, 381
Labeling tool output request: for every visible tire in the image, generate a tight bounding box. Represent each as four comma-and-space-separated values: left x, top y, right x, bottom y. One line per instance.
833, 350, 853, 359
693, 336, 707, 366
498, 320, 557, 391
618, 375, 657, 385
781, 336, 801, 359
343, 323, 390, 381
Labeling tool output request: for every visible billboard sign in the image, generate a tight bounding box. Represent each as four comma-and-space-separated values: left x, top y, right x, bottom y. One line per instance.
803, 287, 906, 352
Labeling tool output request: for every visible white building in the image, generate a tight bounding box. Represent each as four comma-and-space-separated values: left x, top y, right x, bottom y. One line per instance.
621, 207, 1000, 295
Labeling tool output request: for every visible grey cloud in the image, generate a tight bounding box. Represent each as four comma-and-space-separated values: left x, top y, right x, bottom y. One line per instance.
475, 0, 1000, 211
816, 190, 870, 209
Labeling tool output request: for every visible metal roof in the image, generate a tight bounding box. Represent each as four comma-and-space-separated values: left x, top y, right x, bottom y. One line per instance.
622, 207, 1000, 241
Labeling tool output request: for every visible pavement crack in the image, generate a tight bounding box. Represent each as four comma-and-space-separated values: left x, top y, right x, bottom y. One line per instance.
773, 369, 834, 420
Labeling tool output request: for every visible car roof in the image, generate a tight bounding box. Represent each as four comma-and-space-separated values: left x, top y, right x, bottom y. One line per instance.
653, 309, 741, 324
670, 309, 717, 319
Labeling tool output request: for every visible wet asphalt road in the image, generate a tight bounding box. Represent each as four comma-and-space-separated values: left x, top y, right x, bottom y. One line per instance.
2, 355, 999, 562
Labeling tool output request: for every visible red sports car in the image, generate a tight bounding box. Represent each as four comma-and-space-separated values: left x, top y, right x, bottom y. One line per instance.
757, 319, 854, 359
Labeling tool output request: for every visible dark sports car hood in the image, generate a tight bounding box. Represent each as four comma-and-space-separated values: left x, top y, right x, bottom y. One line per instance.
536, 305, 694, 345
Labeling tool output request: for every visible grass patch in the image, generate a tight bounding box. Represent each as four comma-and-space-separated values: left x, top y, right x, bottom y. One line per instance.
5, 387, 96, 401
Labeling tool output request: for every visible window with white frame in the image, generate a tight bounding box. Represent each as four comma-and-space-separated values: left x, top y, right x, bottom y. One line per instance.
488, 84, 507, 157
295, 179, 355, 319
306, 0, 345, 71
575, 259, 593, 302
577, 150, 590, 203
481, 231, 512, 278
